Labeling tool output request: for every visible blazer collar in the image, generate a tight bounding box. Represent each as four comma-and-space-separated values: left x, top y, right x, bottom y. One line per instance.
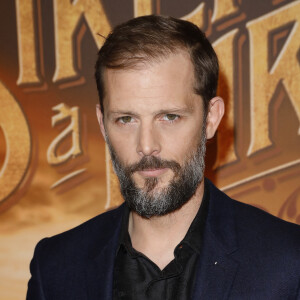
86, 204, 125, 300
206, 179, 238, 254
192, 179, 239, 300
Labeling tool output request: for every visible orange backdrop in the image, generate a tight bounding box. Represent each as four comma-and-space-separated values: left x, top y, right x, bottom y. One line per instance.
0, 0, 299, 299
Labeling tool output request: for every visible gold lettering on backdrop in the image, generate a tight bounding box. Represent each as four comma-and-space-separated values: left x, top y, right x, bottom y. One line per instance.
246, 2, 300, 155
47, 103, 82, 165
15, 0, 40, 84
213, 29, 239, 168
134, 0, 152, 17
182, 2, 205, 29
52, 0, 111, 82
212, 0, 239, 22
0, 81, 31, 201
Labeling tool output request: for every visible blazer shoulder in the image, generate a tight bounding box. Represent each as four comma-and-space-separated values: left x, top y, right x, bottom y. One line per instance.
207, 179, 300, 251
232, 195, 300, 257
232, 197, 300, 237
35, 203, 125, 260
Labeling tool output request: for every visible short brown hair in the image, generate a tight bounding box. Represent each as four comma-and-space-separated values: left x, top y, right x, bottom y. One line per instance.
95, 15, 219, 115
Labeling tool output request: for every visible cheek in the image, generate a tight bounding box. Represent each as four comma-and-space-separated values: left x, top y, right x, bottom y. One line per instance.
106, 128, 139, 164
160, 124, 203, 162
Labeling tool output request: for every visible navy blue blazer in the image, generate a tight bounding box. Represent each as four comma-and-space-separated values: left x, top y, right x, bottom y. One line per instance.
27, 180, 300, 299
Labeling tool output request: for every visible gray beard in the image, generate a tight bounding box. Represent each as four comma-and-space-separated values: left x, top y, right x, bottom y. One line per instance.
106, 127, 206, 218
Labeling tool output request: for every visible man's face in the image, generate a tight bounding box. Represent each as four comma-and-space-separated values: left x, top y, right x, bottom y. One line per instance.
99, 52, 207, 217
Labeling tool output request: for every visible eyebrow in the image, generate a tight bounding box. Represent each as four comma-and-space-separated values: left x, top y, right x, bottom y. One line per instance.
107, 110, 138, 117
108, 106, 194, 117
154, 107, 194, 115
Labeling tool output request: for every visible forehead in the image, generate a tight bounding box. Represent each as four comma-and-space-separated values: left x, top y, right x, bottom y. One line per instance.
102, 52, 200, 113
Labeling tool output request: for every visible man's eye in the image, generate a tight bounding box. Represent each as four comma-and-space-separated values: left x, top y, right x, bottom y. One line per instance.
118, 116, 132, 124
162, 114, 179, 121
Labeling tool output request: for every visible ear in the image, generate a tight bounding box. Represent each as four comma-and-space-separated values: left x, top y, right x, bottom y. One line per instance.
205, 97, 224, 139
96, 104, 106, 139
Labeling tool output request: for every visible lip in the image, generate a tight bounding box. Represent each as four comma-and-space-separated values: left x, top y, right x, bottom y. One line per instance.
137, 168, 168, 177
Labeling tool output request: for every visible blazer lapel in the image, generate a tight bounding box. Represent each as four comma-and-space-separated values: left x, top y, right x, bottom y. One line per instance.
86, 205, 124, 300
192, 228, 239, 300
192, 181, 239, 300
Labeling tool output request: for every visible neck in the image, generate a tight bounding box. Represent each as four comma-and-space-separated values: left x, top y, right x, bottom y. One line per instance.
128, 180, 204, 269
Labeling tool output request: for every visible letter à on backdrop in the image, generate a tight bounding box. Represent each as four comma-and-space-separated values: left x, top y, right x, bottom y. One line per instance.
47, 103, 82, 165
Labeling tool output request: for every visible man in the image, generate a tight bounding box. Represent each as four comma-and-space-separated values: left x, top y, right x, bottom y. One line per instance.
27, 15, 300, 299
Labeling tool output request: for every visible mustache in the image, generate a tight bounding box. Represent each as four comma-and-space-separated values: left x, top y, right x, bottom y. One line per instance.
125, 156, 181, 174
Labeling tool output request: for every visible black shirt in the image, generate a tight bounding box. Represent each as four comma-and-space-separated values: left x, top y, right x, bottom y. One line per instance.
113, 182, 209, 300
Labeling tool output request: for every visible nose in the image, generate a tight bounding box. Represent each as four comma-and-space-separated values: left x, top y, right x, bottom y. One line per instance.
136, 122, 161, 157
